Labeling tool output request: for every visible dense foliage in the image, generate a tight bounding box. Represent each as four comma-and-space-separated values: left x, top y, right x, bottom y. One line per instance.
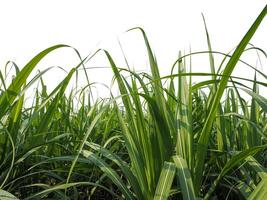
0, 5, 266, 200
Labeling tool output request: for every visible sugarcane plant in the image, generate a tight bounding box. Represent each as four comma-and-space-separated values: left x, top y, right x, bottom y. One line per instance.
0, 4, 266, 200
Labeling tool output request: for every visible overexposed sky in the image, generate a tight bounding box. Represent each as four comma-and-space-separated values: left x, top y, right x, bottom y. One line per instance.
0, 0, 266, 98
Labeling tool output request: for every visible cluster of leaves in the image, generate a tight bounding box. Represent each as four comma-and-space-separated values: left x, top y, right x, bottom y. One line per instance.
0, 5, 266, 200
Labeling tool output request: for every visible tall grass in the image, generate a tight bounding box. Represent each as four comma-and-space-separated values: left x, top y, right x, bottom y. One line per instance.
0, 4, 266, 200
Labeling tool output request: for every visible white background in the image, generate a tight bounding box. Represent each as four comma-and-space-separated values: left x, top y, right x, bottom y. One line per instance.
0, 0, 266, 98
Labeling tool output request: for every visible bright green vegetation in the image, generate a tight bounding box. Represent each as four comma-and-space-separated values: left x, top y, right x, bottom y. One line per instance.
0, 5, 266, 200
